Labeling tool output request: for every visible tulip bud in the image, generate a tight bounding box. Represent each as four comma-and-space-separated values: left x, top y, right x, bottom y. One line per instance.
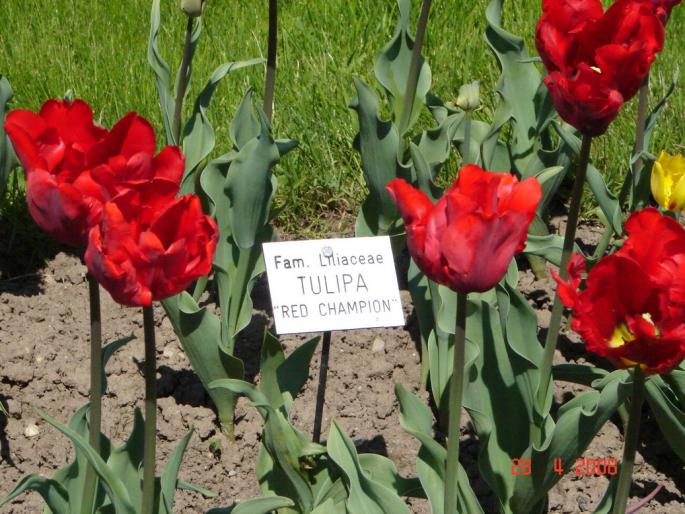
650, 150, 685, 212
180, 0, 206, 17
455, 81, 480, 112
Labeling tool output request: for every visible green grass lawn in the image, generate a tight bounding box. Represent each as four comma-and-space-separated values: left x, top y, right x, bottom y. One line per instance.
1, 0, 684, 235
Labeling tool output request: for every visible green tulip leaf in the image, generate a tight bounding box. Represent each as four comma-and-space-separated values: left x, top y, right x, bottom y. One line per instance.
160, 428, 196, 513
552, 121, 623, 236
230, 87, 262, 149
406, 259, 433, 388
395, 384, 483, 514
37, 409, 137, 514
431, 281, 460, 407
0, 75, 16, 199
175, 16, 202, 98
374, 0, 431, 135
44, 334, 131, 510
327, 419, 411, 514
180, 87, 295, 434
414, 117, 452, 184
181, 58, 264, 194
629, 71, 680, 209
585, 164, 624, 236
645, 375, 685, 462
210, 333, 325, 511
100, 408, 145, 509
350, 77, 402, 236
178, 481, 215, 501
46, 405, 107, 511
224, 91, 286, 249
358, 454, 424, 499
509, 371, 632, 511
100, 335, 136, 393
209, 378, 315, 512
553, 364, 610, 387
309, 466, 348, 510
259, 330, 288, 412
485, 0, 554, 177
19, 336, 155, 513
309, 498, 347, 514
534, 166, 565, 190
0, 475, 69, 513
261, 413, 315, 511
201, 152, 271, 353
664, 366, 685, 411
215, 242, 268, 354
147, 0, 175, 144
209, 379, 270, 411
523, 233, 583, 267
206, 496, 295, 514
162, 293, 245, 436
462, 297, 544, 510
408, 143, 437, 201
593, 472, 620, 514
447, 110, 511, 171
277, 336, 320, 415
3, 403, 205, 513
644, 72, 678, 152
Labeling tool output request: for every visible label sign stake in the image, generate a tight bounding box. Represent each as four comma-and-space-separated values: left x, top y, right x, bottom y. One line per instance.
262, 236, 405, 334
312, 330, 331, 443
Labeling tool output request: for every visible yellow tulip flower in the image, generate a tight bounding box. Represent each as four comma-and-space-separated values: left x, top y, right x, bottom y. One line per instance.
651, 150, 685, 211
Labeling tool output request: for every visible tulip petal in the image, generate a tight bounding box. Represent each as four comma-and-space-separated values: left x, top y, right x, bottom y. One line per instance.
536, 0, 664, 135
386, 178, 433, 227
559, 209, 685, 375
87, 112, 156, 166
650, 159, 670, 209
39, 99, 106, 147
152, 145, 184, 184
4, 119, 50, 172
551, 252, 586, 309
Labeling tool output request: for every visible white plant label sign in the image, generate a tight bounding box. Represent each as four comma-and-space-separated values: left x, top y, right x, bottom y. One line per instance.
263, 236, 405, 334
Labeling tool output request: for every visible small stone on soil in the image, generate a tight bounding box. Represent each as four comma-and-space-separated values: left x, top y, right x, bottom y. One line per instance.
24, 423, 39, 438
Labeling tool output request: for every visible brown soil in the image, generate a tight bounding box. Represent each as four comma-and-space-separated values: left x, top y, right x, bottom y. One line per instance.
0, 223, 683, 513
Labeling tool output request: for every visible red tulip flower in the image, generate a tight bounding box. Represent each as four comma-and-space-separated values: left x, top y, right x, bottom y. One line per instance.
536, 0, 665, 136
387, 165, 542, 293
643, 0, 682, 22
85, 193, 218, 307
5, 100, 183, 247
617, 207, 685, 311
554, 208, 685, 374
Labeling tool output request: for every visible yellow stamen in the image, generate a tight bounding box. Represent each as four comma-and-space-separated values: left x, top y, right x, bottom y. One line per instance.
609, 322, 634, 348
590, 66, 602, 74
609, 313, 658, 350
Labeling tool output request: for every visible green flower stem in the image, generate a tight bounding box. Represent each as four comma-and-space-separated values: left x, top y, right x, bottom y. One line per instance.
142, 306, 157, 514
613, 366, 646, 514
630, 77, 650, 210
462, 111, 471, 167
263, 0, 277, 121
399, 0, 431, 134
444, 292, 467, 514
593, 76, 650, 260
80, 274, 103, 514
591, 225, 614, 263
536, 134, 593, 427
191, 275, 208, 302
312, 330, 332, 444
172, 17, 194, 144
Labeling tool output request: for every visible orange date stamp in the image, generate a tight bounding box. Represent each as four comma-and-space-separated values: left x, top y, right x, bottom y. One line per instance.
511, 457, 620, 476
